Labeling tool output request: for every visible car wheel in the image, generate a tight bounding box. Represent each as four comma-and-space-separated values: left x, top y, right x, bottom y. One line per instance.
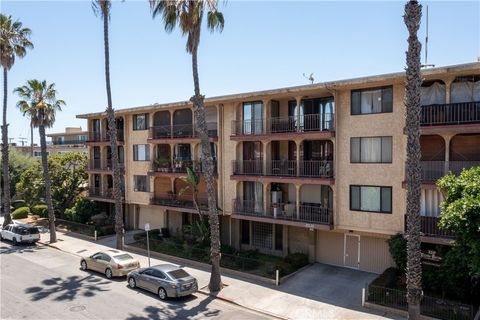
12, 238, 17, 246
80, 260, 87, 271
158, 287, 167, 300
105, 268, 113, 279
128, 277, 136, 289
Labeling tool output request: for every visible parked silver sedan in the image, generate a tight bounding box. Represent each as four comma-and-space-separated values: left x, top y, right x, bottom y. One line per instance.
127, 264, 198, 300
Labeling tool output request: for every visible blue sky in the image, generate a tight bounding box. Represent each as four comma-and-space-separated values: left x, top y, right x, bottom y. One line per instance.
3, 0, 479, 144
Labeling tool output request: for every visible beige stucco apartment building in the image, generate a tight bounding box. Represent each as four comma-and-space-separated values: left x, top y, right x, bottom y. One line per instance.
77, 62, 480, 274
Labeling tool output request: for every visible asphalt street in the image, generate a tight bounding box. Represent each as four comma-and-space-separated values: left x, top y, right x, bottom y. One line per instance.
0, 240, 271, 320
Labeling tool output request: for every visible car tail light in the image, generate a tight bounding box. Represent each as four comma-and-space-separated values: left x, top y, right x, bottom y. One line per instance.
117, 264, 123, 269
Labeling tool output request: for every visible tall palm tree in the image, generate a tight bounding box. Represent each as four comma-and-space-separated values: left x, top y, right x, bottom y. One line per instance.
150, 0, 224, 292
404, 1, 423, 319
0, 14, 33, 227
15, 80, 65, 243
92, 0, 124, 249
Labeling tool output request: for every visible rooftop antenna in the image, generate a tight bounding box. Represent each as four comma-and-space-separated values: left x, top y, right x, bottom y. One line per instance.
18, 136, 27, 146
422, 5, 435, 68
303, 73, 315, 84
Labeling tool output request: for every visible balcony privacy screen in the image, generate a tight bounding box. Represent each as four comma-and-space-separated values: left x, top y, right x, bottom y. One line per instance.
451, 81, 480, 103
421, 82, 446, 105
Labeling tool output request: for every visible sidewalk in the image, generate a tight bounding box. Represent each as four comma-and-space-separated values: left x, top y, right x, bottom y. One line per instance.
37, 230, 402, 320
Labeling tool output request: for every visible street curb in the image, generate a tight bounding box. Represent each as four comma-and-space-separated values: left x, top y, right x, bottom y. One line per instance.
196, 288, 288, 320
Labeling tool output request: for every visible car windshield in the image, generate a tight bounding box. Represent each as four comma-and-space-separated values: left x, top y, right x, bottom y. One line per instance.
167, 269, 190, 280
113, 254, 134, 261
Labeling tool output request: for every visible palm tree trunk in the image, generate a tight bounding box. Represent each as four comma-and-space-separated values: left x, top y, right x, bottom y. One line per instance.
190, 34, 222, 292
2, 67, 12, 227
39, 119, 57, 243
404, 1, 423, 319
103, 10, 124, 250
30, 120, 34, 157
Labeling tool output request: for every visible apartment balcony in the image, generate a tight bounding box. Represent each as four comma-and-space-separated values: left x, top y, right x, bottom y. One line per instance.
405, 216, 455, 244
87, 159, 125, 173
231, 113, 335, 140
87, 187, 123, 203
149, 159, 217, 176
52, 140, 86, 145
419, 161, 480, 182
232, 199, 333, 230
148, 123, 218, 142
232, 160, 334, 184
86, 130, 124, 145
420, 101, 480, 134
150, 193, 210, 213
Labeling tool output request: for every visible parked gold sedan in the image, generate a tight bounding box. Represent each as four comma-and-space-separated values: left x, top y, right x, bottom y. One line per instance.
80, 249, 140, 279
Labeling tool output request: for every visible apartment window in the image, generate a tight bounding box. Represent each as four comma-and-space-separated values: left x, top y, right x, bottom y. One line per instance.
351, 136, 392, 163
274, 225, 283, 251
133, 144, 150, 161
241, 220, 250, 245
350, 185, 392, 214
252, 222, 273, 249
351, 86, 393, 115
133, 113, 149, 130
134, 175, 149, 192
243, 101, 263, 134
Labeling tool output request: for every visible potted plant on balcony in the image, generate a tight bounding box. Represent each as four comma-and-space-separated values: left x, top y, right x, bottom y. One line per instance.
154, 156, 170, 172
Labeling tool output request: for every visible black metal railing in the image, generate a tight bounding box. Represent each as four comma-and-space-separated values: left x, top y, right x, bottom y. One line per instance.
232, 199, 332, 226
148, 123, 217, 139
232, 160, 264, 175
421, 101, 480, 126
151, 159, 217, 175
299, 160, 334, 178
52, 139, 86, 145
420, 216, 455, 238
266, 160, 297, 176
232, 113, 335, 136
367, 284, 477, 320
87, 130, 124, 142
150, 193, 210, 210
419, 161, 480, 181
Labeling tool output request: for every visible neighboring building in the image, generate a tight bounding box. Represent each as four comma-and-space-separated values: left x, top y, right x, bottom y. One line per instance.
14, 127, 88, 157
77, 62, 480, 274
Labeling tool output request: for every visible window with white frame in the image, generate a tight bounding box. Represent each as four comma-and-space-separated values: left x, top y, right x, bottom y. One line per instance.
350, 136, 392, 163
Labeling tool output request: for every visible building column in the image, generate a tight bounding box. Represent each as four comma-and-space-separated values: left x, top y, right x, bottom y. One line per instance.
263, 182, 269, 215
295, 96, 302, 132
308, 229, 316, 263
444, 78, 454, 104
443, 134, 453, 174
296, 140, 301, 177
295, 184, 301, 219
170, 110, 174, 137
263, 141, 269, 175
191, 107, 195, 136
262, 99, 269, 134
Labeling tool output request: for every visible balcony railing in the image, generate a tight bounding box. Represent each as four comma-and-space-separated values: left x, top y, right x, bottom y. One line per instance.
89, 159, 125, 171
234, 160, 334, 178
52, 140, 86, 145
88, 187, 122, 200
232, 199, 332, 226
419, 161, 480, 181
232, 113, 335, 136
148, 123, 218, 140
87, 130, 124, 142
150, 193, 210, 210
405, 216, 455, 239
151, 159, 217, 175
232, 159, 264, 175
421, 101, 480, 126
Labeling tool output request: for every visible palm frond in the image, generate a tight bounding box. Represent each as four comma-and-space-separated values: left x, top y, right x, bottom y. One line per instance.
0, 13, 33, 70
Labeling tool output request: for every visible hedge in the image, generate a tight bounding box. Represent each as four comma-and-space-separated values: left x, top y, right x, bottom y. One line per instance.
31, 204, 48, 218
12, 207, 29, 219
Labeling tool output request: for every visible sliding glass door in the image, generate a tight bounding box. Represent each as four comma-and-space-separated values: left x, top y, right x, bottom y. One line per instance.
243, 101, 263, 134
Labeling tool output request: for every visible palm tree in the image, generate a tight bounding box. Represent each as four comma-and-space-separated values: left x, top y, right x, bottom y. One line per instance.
404, 1, 423, 319
92, 0, 124, 250
0, 14, 33, 227
150, 0, 224, 292
15, 80, 65, 243
180, 167, 202, 215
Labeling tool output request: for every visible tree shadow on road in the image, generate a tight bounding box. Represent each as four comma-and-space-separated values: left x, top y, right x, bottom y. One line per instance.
0, 243, 46, 255
125, 295, 219, 320
24, 273, 111, 302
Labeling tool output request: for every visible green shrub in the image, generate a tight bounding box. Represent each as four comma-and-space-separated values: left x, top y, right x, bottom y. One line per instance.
274, 261, 294, 277
96, 225, 115, 237
388, 233, 407, 273
31, 204, 48, 217
133, 231, 146, 241
12, 206, 29, 219
161, 228, 170, 238
284, 253, 309, 269
12, 200, 26, 209
65, 198, 99, 224
221, 244, 237, 255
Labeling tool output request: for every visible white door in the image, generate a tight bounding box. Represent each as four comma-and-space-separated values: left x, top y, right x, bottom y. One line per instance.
344, 234, 360, 269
